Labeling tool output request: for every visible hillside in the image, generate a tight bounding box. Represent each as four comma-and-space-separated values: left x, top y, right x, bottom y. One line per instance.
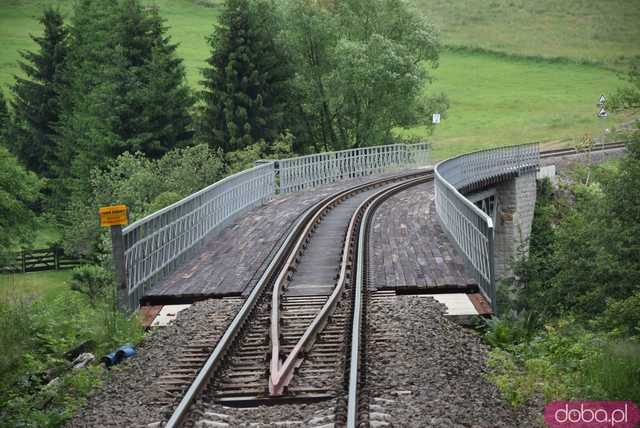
415, 0, 640, 66
0, 0, 638, 158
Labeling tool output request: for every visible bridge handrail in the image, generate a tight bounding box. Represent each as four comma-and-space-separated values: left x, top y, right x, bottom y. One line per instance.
434, 143, 540, 311
122, 162, 276, 308
278, 142, 430, 193
121, 142, 430, 309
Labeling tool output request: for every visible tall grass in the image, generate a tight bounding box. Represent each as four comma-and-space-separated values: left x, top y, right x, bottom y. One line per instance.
581, 341, 640, 403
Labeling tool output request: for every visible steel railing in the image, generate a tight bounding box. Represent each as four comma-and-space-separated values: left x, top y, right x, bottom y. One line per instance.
122, 162, 276, 309
434, 143, 539, 311
278, 143, 430, 193
121, 142, 430, 310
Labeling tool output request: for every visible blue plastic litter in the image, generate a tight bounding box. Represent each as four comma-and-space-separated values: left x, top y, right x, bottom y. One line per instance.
101, 344, 137, 367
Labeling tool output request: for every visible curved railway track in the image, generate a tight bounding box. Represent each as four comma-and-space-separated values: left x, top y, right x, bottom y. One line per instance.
164, 170, 433, 427
161, 141, 627, 428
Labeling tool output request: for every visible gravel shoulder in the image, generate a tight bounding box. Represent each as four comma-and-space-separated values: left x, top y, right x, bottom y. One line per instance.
66, 298, 243, 427
366, 295, 543, 427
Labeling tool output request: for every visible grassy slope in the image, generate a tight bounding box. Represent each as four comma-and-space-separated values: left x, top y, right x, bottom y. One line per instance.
0, 0, 219, 91
414, 0, 640, 66
412, 52, 630, 160
0, 0, 637, 160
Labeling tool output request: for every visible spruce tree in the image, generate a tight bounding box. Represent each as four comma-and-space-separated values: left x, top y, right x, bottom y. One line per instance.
0, 91, 8, 131
10, 8, 69, 177
200, 0, 294, 154
57, 0, 193, 196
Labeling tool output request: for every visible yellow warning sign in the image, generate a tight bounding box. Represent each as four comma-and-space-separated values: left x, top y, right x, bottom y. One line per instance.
99, 204, 128, 227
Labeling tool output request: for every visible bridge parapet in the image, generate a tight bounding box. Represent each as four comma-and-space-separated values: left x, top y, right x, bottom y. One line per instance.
122, 162, 276, 309
435, 143, 540, 312
278, 143, 430, 193
120, 142, 430, 310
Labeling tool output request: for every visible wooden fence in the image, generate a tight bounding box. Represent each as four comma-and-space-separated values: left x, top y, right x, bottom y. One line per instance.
2, 247, 84, 273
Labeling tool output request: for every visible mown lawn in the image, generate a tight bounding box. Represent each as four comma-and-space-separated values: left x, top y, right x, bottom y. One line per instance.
403, 51, 630, 160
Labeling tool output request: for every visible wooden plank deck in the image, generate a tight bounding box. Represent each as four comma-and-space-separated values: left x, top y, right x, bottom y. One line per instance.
368, 181, 476, 290
143, 172, 475, 303
143, 172, 409, 301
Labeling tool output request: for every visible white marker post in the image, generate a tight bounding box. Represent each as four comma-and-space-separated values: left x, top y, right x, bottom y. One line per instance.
432, 113, 441, 124
597, 95, 607, 118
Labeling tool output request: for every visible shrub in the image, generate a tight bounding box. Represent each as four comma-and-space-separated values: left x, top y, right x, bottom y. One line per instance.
580, 341, 640, 403
486, 318, 640, 405
0, 287, 143, 426
69, 265, 112, 308
602, 292, 640, 339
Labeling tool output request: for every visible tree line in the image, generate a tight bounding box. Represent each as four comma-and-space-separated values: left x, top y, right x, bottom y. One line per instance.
0, 0, 444, 260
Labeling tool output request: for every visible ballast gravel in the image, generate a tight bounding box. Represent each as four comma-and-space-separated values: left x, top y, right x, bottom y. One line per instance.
366, 295, 543, 427
66, 298, 243, 428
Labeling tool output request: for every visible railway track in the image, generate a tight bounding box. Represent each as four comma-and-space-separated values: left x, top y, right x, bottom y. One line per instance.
160, 140, 627, 427
163, 170, 434, 427
540, 141, 626, 158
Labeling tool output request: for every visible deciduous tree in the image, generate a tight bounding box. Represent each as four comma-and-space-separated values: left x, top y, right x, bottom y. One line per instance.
280, 0, 442, 150
0, 147, 42, 263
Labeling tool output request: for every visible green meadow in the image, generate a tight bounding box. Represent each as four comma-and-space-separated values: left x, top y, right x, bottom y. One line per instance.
0, 270, 72, 301
409, 51, 631, 160
0, 0, 638, 160
413, 0, 640, 66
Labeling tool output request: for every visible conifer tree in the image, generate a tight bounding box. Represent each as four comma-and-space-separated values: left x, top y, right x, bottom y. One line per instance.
10, 8, 69, 177
0, 91, 8, 131
57, 0, 193, 195
199, 0, 294, 154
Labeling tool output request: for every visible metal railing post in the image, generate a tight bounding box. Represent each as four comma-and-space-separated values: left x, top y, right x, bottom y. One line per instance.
434, 143, 539, 312
488, 227, 497, 314
110, 225, 129, 313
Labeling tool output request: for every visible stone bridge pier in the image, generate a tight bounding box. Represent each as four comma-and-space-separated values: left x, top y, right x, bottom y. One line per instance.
468, 170, 538, 279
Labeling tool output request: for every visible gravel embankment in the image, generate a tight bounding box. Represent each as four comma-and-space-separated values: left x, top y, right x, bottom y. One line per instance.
66, 298, 243, 427
366, 295, 543, 427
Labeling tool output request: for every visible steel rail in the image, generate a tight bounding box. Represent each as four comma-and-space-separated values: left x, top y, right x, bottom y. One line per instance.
346, 174, 435, 428
268, 170, 430, 395
165, 169, 430, 427
164, 140, 627, 426
539, 141, 626, 158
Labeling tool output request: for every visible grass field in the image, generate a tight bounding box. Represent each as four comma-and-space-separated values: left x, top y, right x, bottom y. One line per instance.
0, 0, 637, 160
407, 51, 631, 160
413, 0, 640, 66
0, 270, 72, 301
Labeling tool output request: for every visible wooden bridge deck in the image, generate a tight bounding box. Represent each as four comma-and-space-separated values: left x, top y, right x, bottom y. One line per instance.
368, 181, 475, 290
142, 170, 475, 304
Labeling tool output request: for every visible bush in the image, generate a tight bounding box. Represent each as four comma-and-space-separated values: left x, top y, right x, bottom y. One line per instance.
601, 292, 640, 339
0, 284, 143, 426
486, 318, 640, 405
69, 265, 112, 308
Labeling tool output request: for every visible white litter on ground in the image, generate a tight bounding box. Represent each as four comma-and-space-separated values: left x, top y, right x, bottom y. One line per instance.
417, 293, 479, 316
150, 304, 192, 327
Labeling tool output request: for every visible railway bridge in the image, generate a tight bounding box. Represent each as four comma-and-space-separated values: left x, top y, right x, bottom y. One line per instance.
118, 142, 540, 316
72, 141, 625, 427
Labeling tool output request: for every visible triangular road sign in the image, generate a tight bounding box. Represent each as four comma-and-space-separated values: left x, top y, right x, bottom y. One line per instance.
599, 95, 606, 105
598, 107, 608, 118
